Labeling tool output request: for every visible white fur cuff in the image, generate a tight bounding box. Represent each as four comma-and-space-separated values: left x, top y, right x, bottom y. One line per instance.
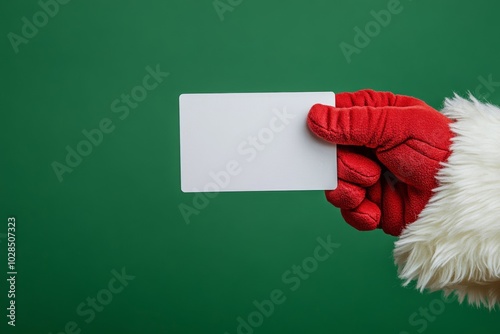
394, 95, 500, 309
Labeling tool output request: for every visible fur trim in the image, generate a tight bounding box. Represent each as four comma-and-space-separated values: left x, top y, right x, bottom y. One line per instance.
394, 94, 500, 309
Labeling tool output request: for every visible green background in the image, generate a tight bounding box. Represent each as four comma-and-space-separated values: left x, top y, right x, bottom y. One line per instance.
1, 0, 499, 333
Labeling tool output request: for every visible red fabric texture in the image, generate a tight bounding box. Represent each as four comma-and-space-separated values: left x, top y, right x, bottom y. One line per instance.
307, 90, 454, 236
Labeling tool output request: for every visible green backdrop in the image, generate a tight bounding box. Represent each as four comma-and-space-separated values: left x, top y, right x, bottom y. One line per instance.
1, 0, 499, 333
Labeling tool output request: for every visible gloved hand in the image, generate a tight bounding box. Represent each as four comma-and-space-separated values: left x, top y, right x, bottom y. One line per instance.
307, 89, 454, 236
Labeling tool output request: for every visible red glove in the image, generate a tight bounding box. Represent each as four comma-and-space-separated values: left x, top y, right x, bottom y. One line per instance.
307, 90, 454, 236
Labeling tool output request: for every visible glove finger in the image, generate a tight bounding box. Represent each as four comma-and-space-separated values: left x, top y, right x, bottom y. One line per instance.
379, 177, 405, 236
336, 90, 430, 108
307, 104, 398, 148
325, 180, 365, 210
337, 146, 381, 187
340, 199, 381, 231
366, 179, 382, 206
308, 104, 449, 150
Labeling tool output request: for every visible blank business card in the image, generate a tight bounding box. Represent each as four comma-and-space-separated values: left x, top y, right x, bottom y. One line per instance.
179, 92, 337, 192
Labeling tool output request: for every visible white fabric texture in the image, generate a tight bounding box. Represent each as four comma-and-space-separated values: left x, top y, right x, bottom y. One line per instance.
394, 95, 500, 309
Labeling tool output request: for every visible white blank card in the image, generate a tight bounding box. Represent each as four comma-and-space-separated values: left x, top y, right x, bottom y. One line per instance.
179, 92, 337, 192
